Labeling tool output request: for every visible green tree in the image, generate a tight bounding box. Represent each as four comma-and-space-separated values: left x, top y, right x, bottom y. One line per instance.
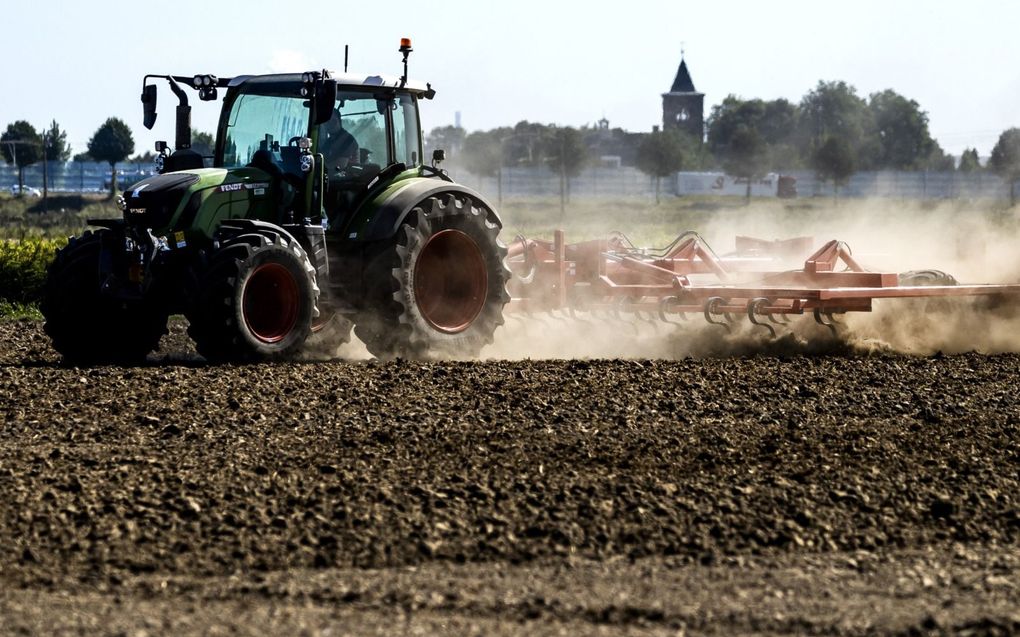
499, 121, 549, 168
868, 90, 938, 169
461, 129, 504, 177
42, 120, 70, 162
544, 126, 588, 214
923, 147, 956, 172
722, 125, 768, 204
798, 81, 875, 168
708, 97, 797, 150
72, 151, 93, 163
813, 135, 856, 203
1, 121, 43, 195
707, 96, 763, 153
958, 148, 981, 173
130, 151, 156, 164
989, 128, 1020, 206
39, 120, 71, 200
190, 131, 215, 157
708, 96, 799, 170
87, 117, 135, 198
425, 125, 466, 158
635, 129, 688, 204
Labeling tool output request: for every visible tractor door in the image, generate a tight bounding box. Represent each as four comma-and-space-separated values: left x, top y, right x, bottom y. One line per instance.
318, 90, 423, 227
318, 92, 388, 222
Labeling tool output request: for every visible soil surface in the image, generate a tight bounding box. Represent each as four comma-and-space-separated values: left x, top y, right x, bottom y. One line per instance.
0, 319, 1018, 636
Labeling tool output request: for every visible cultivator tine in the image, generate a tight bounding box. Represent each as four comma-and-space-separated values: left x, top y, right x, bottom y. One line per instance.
704, 297, 732, 333
813, 308, 841, 337
622, 297, 657, 324
611, 297, 626, 319
747, 298, 777, 338
768, 313, 790, 325
658, 296, 688, 323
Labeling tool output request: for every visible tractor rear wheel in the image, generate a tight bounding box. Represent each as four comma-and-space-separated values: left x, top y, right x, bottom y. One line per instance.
187, 229, 318, 362
355, 193, 510, 359
41, 230, 169, 365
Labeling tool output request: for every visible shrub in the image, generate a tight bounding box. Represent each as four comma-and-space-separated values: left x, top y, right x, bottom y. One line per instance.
0, 238, 65, 304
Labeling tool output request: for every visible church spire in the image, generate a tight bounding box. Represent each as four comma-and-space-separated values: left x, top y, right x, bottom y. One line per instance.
670, 58, 697, 94
662, 50, 705, 141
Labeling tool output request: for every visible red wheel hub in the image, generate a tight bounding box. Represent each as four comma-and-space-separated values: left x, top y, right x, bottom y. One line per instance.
242, 262, 300, 343
414, 230, 488, 334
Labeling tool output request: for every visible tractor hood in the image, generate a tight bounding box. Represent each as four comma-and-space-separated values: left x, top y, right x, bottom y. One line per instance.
121, 167, 276, 235
121, 172, 202, 230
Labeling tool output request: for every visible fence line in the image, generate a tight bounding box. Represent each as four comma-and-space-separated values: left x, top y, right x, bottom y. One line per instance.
448, 167, 1018, 202
0, 162, 153, 193
3, 162, 1016, 201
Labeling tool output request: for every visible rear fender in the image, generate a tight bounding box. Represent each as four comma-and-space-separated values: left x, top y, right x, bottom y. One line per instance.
348, 179, 502, 242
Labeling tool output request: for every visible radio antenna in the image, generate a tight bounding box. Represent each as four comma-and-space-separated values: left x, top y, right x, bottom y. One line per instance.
344, 45, 349, 73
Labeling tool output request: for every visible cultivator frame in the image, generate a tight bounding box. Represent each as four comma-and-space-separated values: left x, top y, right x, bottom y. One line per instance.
505, 230, 1020, 336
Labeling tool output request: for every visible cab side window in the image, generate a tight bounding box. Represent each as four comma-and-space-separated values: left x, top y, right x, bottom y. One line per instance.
392, 94, 421, 168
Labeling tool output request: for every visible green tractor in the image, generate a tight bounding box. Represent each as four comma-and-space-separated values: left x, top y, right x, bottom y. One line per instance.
42, 41, 510, 363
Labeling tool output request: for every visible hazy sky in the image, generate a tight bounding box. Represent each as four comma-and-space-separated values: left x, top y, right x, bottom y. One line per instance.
3, 0, 1018, 157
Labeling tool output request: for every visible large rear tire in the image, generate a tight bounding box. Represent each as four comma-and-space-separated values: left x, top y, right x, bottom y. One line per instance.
187, 229, 318, 362
41, 230, 169, 365
355, 193, 510, 359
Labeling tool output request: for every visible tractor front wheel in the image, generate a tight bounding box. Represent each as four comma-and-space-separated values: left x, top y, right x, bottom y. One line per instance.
187, 229, 318, 362
41, 230, 169, 365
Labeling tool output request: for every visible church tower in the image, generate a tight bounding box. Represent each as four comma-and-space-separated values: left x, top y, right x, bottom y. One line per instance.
662, 56, 704, 141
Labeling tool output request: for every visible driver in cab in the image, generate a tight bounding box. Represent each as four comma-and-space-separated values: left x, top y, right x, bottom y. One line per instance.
319, 112, 359, 177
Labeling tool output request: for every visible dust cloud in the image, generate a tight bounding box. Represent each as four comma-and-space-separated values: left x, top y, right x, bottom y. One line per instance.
482, 199, 1020, 360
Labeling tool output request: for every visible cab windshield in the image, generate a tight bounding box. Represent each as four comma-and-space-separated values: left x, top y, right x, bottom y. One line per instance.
221, 93, 310, 168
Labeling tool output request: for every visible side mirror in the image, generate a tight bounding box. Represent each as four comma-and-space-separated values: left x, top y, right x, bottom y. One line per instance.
432, 149, 446, 166
141, 84, 158, 130
313, 80, 338, 125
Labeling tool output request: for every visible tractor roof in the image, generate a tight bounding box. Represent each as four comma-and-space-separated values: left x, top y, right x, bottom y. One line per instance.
228, 72, 432, 96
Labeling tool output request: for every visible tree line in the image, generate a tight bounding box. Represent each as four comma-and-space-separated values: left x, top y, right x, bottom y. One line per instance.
8, 78, 1020, 205
428, 79, 1020, 204
1, 119, 216, 198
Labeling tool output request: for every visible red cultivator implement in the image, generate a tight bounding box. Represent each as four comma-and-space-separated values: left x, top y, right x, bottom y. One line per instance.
505, 230, 1020, 336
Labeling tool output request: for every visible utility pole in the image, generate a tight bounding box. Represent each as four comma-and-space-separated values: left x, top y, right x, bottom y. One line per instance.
4, 139, 37, 196
41, 131, 49, 213
559, 133, 566, 221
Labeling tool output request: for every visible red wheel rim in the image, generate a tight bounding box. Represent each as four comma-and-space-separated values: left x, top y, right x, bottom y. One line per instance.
243, 262, 300, 343
414, 229, 488, 334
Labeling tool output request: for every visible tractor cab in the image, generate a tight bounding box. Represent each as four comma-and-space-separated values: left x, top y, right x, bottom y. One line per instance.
140, 57, 437, 234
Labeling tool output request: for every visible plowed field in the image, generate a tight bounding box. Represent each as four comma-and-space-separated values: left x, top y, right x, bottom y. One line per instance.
1, 320, 1018, 636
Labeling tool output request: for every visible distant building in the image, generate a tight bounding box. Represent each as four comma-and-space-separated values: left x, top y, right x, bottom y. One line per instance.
584, 117, 644, 167
662, 57, 704, 141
